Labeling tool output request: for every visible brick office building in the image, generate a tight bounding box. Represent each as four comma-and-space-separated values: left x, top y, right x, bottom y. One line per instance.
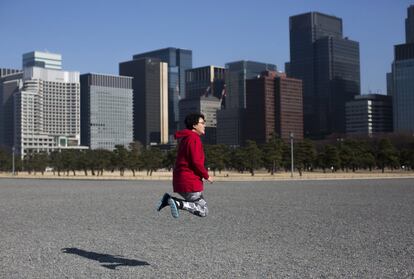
245, 71, 303, 143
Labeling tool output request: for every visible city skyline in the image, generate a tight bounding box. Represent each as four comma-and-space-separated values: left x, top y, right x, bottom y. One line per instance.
0, 0, 411, 95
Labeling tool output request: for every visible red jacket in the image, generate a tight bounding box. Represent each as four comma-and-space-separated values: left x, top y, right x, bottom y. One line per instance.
173, 129, 209, 193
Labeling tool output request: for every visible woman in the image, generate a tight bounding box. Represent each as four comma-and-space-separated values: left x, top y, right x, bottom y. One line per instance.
157, 113, 213, 218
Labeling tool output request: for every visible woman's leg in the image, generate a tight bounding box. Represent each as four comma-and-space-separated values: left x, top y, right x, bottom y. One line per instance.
176, 192, 208, 217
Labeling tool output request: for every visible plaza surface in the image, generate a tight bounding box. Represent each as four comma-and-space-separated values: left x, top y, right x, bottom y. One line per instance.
0, 178, 413, 278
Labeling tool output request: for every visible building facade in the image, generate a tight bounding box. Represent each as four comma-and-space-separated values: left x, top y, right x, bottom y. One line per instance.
217, 61, 277, 146
216, 108, 245, 146
406, 5, 414, 44
132, 47, 192, 137
345, 94, 393, 135
14, 66, 83, 158
22, 51, 62, 70
80, 73, 133, 150
225, 61, 277, 110
185, 65, 225, 100
180, 65, 225, 144
119, 58, 168, 146
1, 68, 21, 77
275, 74, 304, 142
245, 71, 303, 144
0, 70, 22, 149
388, 5, 414, 133
178, 96, 221, 144
289, 12, 360, 138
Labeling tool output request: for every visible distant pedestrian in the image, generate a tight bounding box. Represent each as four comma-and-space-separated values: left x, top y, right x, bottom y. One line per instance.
156, 113, 213, 218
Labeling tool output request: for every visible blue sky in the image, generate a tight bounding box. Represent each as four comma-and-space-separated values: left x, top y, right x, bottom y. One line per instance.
0, 0, 412, 94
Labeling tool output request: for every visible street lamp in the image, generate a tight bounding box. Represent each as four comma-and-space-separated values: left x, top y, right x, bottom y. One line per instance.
12, 146, 15, 176
290, 132, 294, 178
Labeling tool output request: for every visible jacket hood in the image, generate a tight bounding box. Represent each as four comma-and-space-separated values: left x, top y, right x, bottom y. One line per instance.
174, 129, 196, 139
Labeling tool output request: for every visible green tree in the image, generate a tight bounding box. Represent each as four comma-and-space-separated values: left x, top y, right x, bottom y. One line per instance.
141, 147, 164, 176
281, 143, 292, 172
319, 145, 340, 172
113, 145, 129, 176
60, 150, 80, 176
128, 141, 143, 176
94, 149, 112, 176
23, 152, 35, 174
354, 140, 375, 171
261, 136, 284, 175
400, 147, 414, 171
204, 144, 227, 176
32, 152, 49, 175
162, 147, 177, 171
294, 139, 317, 176
78, 150, 94, 176
49, 151, 64, 176
0, 148, 11, 172
398, 139, 414, 171
230, 148, 247, 173
243, 140, 263, 176
376, 138, 399, 172
338, 139, 359, 172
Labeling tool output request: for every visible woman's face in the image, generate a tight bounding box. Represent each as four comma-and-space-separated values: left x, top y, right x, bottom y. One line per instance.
193, 117, 206, 135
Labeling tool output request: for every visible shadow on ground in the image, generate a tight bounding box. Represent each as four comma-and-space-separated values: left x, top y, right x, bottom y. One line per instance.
61, 247, 150, 270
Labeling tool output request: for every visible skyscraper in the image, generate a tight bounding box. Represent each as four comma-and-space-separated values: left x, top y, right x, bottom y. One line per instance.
245, 71, 303, 144
406, 5, 414, 44
119, 58, 168, 146
14, 61, 84, 158
216, 60, 277, 146
275, 73, 304, 142
132, 47, 192, 137
392, 44, 414, 133
289, 12, 360, 138
0, 69, 22, 149
80, 73, 133, 150
388, 5, 414, 133
387, 5, 414, 133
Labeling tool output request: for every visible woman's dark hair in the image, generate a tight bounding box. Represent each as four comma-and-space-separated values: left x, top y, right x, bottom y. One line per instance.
184, 113, 205, 130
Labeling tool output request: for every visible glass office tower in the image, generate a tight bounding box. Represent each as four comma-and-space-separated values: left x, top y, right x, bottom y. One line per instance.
406, 5, 414, 44
132, 47, 192, 138
289, 12, 360, 138
0, 69, 22, 149
80, 73, 133, 150
119, 58, 169, 146
388, 6, 414, 133
216, 60, 277, 146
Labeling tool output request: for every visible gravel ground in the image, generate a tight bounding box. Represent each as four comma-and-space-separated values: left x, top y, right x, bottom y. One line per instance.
0, 178, 413, 278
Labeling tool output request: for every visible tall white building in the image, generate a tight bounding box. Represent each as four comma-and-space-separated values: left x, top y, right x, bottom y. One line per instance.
14, 63, 84, 158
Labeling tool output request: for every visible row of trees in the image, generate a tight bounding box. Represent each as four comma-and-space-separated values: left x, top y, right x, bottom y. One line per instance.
0, 136, 413, 176
204, 136, 413, 176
